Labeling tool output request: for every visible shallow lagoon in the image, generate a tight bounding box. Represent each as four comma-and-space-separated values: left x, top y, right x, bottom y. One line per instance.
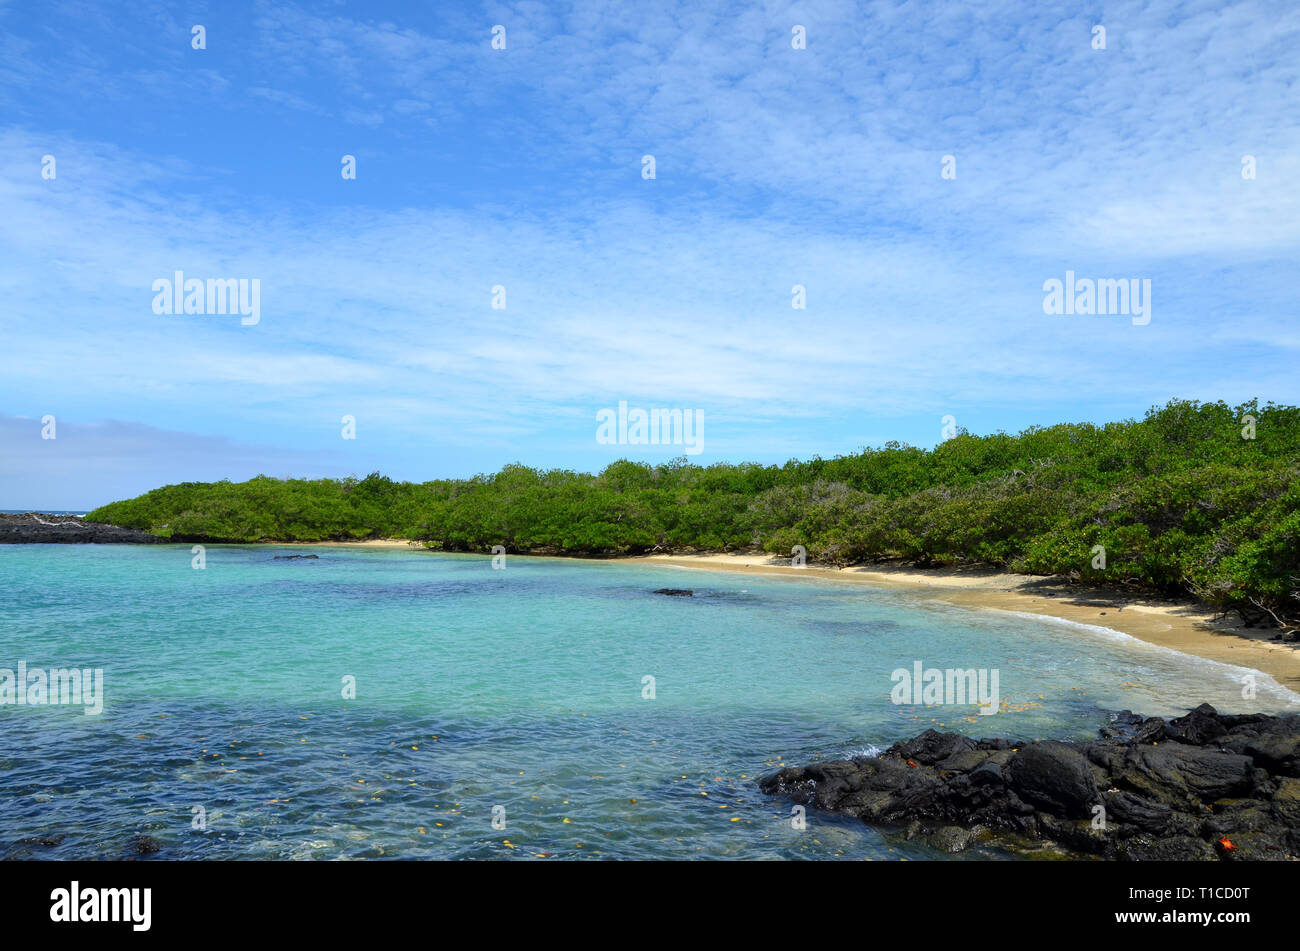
1, 545, 1294, 860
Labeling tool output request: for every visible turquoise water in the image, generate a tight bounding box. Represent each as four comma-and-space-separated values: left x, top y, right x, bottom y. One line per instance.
1, 544, 1296, 860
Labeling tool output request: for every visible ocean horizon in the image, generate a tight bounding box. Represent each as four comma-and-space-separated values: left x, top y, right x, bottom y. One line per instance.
0, 510, 88, 516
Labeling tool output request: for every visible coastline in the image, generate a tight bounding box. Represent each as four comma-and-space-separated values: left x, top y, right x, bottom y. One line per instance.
10, 519, 1298, 693
625, 552, 1300, 693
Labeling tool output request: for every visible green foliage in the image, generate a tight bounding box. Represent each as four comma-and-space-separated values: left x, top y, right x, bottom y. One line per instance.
85, 400, 1300, 624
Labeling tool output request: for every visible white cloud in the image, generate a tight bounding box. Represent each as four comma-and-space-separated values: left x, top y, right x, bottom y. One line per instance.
0, 0, 1296, 503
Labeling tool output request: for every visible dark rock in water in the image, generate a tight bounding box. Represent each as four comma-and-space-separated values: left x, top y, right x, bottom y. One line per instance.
127, 834, 161, 856
274, 554, 319, 559
652, 588, 693, 597
907, 823, 987, 853
1166, 703, 1228, 744
1098, 710, 1147, 741
0, 835, 64, 859
758, 704, 1300, 861
20, 835, 62, 849
894, 729, 977, 766
0, 513, 161, 544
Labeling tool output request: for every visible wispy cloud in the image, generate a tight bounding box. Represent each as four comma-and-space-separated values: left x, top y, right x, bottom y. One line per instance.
0, 1, 1296, 505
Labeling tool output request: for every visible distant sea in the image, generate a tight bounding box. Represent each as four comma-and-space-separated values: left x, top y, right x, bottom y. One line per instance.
0, 510, 89, 516
1, 544, 1295, 860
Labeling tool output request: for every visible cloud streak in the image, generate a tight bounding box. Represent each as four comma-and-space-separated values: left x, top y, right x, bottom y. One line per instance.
0, 1, 1296, 505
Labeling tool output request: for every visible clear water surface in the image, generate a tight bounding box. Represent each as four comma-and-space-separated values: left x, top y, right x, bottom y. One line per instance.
1, 545, 1294, 860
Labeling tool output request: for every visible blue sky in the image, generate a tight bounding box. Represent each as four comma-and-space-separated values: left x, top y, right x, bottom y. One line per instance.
1, 0, 1297, 508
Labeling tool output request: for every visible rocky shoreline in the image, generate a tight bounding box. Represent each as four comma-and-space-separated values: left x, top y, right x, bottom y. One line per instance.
0, 513, 162, 544
759, 703, 1300, 860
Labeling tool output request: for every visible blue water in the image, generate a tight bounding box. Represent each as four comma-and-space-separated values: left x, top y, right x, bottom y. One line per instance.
1, 545, 1295, 860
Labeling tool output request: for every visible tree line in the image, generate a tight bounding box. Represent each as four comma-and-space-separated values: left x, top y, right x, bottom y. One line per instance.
87, 399, 1300, 631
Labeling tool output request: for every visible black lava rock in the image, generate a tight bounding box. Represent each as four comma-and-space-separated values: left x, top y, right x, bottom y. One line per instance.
758, 704, 1300, 861
0, 513, 161, 544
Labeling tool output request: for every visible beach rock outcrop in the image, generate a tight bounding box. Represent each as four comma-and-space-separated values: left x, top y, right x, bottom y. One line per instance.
1005, 741, 1099, 817
758, 703, 1300, 860
0, 513, 161, 544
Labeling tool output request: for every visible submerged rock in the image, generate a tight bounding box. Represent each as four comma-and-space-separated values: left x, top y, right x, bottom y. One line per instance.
126, 834, 161, 856
652, 588, 694, 597
274, 554, 320, 559
758, 703, 1300, 860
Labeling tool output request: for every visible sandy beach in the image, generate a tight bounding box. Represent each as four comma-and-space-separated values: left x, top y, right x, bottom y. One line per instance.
629, 552, 1300, 692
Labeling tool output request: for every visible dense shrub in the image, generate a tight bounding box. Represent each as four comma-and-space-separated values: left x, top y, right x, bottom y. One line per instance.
87, 400, 1300, 626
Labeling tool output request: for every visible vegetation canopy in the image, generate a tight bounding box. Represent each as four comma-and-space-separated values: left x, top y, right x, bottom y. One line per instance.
87, 400, 1300, 630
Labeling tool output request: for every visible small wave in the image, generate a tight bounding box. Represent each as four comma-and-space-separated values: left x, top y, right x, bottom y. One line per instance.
995, 609, 1300, 708
845, 744, 883, 760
